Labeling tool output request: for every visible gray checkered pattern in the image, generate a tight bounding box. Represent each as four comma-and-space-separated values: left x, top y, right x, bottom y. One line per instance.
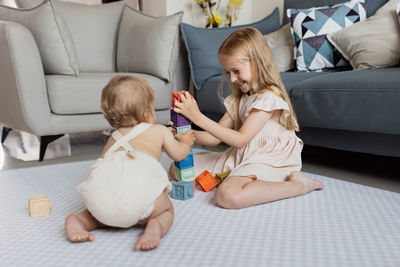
1, 147, 400, 266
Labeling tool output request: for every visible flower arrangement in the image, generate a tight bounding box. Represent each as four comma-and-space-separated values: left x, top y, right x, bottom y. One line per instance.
194, 0, 244, 28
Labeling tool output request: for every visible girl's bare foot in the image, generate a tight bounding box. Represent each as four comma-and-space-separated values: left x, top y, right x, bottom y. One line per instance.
289, 171, 324, 195
65, 214, 94, 242
134, 219, 163, 251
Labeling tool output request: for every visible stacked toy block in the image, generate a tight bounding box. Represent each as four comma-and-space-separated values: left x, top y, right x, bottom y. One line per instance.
171, 91, 196, 200
172, 181, 194, 200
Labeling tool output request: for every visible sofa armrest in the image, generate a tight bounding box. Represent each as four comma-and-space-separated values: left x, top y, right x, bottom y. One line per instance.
0, 21, 53, 136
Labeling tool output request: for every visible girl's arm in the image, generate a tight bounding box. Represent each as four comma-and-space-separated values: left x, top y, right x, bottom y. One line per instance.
174, 92, 272, 149
192, 112, 234, 147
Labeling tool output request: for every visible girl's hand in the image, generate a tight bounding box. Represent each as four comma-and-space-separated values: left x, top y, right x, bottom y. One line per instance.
173, 92, 201, 122
175, 130, 195, 147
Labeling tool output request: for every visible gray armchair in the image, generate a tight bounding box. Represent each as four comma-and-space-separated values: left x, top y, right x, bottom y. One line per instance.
0, 0, 189, 160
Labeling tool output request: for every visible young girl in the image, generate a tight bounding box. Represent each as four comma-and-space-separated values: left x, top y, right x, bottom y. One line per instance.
65, 75, 195, 251
170, 27, 323, 209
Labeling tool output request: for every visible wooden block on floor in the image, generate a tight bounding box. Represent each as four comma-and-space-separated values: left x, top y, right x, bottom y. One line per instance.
28, 195, 52, 218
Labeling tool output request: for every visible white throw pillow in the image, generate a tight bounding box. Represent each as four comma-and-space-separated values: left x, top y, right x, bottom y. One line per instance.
117, 6, 183, 82
0, 0, 79, 75
264, 24, 294, 72
327, 0, 400, 69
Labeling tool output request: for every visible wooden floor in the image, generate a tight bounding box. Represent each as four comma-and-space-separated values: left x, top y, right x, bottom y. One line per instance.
1, 130, 399, 193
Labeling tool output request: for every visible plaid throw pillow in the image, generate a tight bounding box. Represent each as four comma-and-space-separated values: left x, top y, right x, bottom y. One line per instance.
287, 0, 366, 71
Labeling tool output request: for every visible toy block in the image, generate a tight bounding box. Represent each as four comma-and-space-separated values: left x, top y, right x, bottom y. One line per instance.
172, 181, 194, 200
175, 125, 191, 134
174, 150, 194, 170
171, 91, 194, 108
170, 109, 191, 127
175, 179, 196, 192
28, 195, 52, 218
215, 170, 231, 185
175, 166, 196, 181
196, 170, 217, 192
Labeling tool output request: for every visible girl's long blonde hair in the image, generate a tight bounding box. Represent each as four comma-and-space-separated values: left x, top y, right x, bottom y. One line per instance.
218, 27, 299, 131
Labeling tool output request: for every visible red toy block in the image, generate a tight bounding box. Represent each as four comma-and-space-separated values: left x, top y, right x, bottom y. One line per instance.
171, 91, 193, 108
195, 170, 217, 192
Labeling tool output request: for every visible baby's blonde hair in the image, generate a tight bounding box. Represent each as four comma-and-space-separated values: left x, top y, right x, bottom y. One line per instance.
218, 27, 299, 131
101, 75, 155, 129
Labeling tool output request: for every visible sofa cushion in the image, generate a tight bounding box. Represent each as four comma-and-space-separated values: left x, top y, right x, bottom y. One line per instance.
196, 71, 332, 115
282, 0, 389, 24
117, 6, 183, 82
181, 8, 280, 90
287, 0, 366, 71
327, 0, 400, 69
0, 0, 79, 76
290, 68, 400, 134
280, 71, 333, 91
263, 24, 294, 72
55, 0, 134, 72
46, 73, 172, 115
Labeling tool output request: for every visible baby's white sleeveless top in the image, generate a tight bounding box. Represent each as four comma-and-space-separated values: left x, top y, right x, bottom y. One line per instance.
77, 123, 171, 228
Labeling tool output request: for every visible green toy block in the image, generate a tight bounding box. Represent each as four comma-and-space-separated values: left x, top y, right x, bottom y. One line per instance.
174, 166, 195, 181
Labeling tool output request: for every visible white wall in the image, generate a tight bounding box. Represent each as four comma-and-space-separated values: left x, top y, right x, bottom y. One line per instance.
252, 0, 284, 24
142, 0, 283, 27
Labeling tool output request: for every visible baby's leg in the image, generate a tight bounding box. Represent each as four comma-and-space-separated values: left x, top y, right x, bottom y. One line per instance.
168, 163, 176, 180
134, 192, 174, 251
65, 209, 105, 242
216, 171, 324, 209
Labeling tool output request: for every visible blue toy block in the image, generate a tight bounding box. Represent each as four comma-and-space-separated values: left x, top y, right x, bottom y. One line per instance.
175, 125, 191, 134
174, 150, 194, 170
172, 181, 194, 200
170, 109, 191, 127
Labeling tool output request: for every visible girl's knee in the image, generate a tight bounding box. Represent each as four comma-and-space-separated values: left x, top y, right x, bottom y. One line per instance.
215, 185, 244, 209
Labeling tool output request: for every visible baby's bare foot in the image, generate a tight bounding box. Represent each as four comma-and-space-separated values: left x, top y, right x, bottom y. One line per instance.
134, 219, 162, 251
289, 171, 324, 195
65, 214, 94, 242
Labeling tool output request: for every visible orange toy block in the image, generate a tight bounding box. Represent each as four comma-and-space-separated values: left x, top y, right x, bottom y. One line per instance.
196, 170, 217, 192
171, 91, 194, 108
28, 195, 52, 218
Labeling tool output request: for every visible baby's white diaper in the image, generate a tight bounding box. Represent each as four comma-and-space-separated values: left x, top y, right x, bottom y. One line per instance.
139, 203, 155, 221
77, 151, 171, 228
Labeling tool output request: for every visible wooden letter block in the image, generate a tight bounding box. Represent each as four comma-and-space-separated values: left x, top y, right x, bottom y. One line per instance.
196, 170, 217, 192
28, 195, 52, 218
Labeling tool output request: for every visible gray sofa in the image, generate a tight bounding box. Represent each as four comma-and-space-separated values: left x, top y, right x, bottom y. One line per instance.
0, 0, 189, 160
186, 0, 400, 158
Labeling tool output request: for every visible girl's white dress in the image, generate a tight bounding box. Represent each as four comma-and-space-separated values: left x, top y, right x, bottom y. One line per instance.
77, 123, 171, 228
194, 92, 304, 182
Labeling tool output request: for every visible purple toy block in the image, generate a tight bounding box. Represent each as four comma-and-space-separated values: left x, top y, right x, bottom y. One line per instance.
170, 109, 191, 127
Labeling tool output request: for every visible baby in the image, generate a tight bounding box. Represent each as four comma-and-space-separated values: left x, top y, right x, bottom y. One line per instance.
65, 75, 195, 251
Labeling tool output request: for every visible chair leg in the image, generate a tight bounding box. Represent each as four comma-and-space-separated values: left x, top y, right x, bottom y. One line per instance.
1, 127, 12, 144
39, 134, 64, 162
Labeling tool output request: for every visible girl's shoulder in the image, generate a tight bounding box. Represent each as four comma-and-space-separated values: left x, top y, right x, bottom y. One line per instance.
249, 91, 289, 112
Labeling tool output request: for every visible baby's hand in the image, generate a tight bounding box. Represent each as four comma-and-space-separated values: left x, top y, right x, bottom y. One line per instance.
167, 121, 177, 135
175, 130, 195, 147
